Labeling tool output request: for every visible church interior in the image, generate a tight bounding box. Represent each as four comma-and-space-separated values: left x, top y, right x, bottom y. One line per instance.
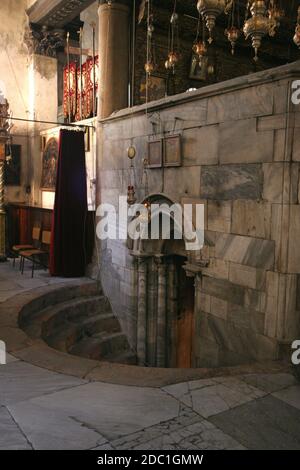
1, 0, 300, 452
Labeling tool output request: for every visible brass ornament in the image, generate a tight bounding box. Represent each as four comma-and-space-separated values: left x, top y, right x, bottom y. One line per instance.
197, 0, 227, 44
225, 25, 240, 55
294, 7, 300, 49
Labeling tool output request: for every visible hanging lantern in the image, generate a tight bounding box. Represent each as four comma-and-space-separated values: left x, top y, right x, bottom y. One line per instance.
197, 0, 227, 44
268, 0, 284, 37
224, 0, 240, 55
243, 1, 271, 62
144, 60, 155, 75
168, 51, 180, 67
193, 41, 208, 58
144, 3, 157, 76
294, 7, 300, 49
127, 185, 137, 206
225, 25, 240, 55
165, 1, 181, 72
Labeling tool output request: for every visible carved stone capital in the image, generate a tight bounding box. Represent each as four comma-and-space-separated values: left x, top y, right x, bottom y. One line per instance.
24, 24, 65, 58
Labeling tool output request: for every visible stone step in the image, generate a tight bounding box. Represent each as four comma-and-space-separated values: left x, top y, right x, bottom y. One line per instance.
41, 296, 111, 336
44, 313, 121, 351
69, 332, 130, 361
19, 281, 101, 327
23, 295, 110, 339
106, 351, 137, 365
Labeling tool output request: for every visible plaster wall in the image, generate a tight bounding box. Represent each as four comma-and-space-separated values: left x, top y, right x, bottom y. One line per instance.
0, 0, 58, 204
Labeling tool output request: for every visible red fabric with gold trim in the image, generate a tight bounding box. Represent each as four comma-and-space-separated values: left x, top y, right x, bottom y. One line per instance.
85, 56, 99, 118
63, 62, 77, 121
75, 62, 88, 121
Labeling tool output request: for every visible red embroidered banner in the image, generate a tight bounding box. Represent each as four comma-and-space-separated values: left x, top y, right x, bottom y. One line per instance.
63, 62, 77, 121
64, 57, 98, 122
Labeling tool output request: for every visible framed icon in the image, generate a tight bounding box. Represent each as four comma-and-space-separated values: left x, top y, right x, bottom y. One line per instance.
164, 134, 182, 167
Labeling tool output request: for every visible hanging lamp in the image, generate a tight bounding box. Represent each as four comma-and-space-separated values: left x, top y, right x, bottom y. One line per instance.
294, 6, 300, 48
225, 0, 240, 55
197, 0, 227, 44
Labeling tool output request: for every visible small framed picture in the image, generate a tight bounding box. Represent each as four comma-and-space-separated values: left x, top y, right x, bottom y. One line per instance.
140, 75, 166, 104
147, 139, 162, 168
189, 54, 208, 81
164, 135, 182, 167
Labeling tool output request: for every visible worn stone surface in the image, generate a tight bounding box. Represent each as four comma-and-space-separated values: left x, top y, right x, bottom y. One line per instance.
219, 118, 273, 164
264, 272, 298, 340
202, 277, 245, 306
0, 361, 86, 406
229, 263, 266, 290
206, 85, 273, 124
0, 407, 32, 450
287, 205, 300, 273
200, 164, 263, 200
263, 163, 299, 204
210, 395, 300, 450
231, 200, 271, 239
183, 125, 219, 166
215, 234, 275, 269
207, 201, 232, 233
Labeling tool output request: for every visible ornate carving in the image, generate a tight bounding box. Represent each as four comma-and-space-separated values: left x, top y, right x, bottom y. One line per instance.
24, 25, 65, 58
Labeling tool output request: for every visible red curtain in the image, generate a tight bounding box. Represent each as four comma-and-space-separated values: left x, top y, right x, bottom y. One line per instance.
50, 129, 87, 277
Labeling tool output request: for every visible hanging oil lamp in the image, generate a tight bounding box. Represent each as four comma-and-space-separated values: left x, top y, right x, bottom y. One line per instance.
268, 1, 284, 37
294, 7, 300, 49
197, 0, 227, 44
127, 185, 137, 206
193, 41, 208, 61
193, 13, 208, 64
224, 0, 240, 55
144, 3, 156, 76
243, 0, 271, 62
165, 1, 181, 72
127, 145, 137, 206
225, 26, 240, 54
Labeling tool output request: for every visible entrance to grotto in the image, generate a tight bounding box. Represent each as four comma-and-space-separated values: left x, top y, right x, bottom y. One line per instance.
131, 194, 196, 368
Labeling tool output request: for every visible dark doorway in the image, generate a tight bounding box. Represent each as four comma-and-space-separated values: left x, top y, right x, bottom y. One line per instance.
176, 263, 195, 368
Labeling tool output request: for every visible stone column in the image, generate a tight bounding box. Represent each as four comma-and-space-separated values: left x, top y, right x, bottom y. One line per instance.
137, 257, 148, 365
156, 257, 167, 367
147, 258, 158, 366
167, 261, 178, 368
98, 0, 130, 119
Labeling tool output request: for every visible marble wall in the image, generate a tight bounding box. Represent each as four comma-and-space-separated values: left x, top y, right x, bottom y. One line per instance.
95, 61, 300, 368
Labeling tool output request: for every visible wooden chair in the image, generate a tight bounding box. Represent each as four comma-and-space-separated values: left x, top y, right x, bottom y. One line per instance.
19, 230, 51, 278
12, 226, 41, 268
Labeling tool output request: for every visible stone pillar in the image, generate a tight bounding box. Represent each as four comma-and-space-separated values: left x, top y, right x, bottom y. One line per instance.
156, 257, 167, 367
137, 257, 148, 365
167, 261, 178, 368
98, 0, 130, 119
147, 258, 158, 366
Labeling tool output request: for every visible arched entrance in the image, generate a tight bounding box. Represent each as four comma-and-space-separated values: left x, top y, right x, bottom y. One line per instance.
129, 194, 196, 368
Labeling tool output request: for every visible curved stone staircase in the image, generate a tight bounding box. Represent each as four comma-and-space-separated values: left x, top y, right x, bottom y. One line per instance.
20, 283, 136, 365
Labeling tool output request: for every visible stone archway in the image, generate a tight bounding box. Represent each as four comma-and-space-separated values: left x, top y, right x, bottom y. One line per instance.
129, 194, 196, 368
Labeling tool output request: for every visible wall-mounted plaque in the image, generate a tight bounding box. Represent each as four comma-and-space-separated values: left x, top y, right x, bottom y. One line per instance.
164, 134, 182, 167
147, 139, 162, 168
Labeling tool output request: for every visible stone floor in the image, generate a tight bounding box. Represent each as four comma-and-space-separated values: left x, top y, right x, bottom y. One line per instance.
0, 260, 300, 450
